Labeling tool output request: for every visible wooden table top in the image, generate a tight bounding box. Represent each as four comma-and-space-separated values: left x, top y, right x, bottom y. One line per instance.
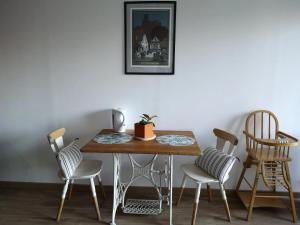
81, 129, 201, 156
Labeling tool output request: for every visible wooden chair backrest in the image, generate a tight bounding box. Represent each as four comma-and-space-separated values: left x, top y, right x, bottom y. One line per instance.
213, 128, 238, 155
47, 128, 66, 154
245, 110, 279, 140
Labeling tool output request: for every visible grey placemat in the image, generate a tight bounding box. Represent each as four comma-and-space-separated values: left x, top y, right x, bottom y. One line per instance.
156, 135, 195, 146
94, 133, 133, 144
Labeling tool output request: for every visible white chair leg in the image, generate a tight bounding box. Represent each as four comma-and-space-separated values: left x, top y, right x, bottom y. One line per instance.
97, 174, 106, 200
90, 177, 101, 221
219, 183, 231, 222
57, 179, 70, 222
67, 179, 74, 200
191, 183, 202, 225
177, 174, 187, 206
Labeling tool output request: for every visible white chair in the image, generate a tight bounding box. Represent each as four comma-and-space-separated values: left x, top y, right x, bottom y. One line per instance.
177, 128, 238, 225
47, 128, 105, 222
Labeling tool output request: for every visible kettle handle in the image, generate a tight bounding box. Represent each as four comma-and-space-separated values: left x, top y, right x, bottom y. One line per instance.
119, 110, 125, 128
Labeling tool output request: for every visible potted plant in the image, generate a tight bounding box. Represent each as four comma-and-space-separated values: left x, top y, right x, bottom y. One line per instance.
134, 114, 157, 140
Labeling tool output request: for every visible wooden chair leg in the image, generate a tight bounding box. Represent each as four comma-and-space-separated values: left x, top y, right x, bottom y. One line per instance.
176, 174, 187, 206
247, 162, 261, 221
57, 198, 65, 222
191, 183, 201, 225
97, 174, 106, 200
236, 166, 247, 192
288, 185, 297, 223
207, 184, 212, 202
236, 156, 251, 192
67, 179, 74, 200
219, 183, 231, 222
284, 162, 297, 223
90, 177, 101, 221
57, 179, 70, 222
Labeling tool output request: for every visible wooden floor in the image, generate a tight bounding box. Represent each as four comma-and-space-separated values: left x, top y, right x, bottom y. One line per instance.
0, 184, 299, 225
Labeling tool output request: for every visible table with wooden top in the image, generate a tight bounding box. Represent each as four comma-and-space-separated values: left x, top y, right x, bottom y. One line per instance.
81, 129, 201, 225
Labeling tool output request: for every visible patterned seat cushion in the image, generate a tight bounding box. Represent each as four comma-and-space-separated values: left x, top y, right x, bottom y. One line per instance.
195, 146, 236, 182
57, 141, 83, 179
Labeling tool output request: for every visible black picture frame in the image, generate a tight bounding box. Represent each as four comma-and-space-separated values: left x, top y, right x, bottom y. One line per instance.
124, 1, 176, 75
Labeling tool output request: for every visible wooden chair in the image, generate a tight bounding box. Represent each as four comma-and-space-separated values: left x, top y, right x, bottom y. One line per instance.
177, 128, 238, 225
236, 110, 298, 223
47, 128, 106, 222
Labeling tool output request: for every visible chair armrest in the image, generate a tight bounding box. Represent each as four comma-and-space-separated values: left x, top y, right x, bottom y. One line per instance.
243, 131, 277, 147
277, 131, 298, 142
244, 131, 298, 147
243, 131, 264, 145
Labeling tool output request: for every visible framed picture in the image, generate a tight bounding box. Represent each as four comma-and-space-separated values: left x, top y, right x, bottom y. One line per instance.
124, 1, 176, 75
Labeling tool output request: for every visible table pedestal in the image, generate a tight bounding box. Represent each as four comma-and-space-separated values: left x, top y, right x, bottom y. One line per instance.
110, 153, 173, 225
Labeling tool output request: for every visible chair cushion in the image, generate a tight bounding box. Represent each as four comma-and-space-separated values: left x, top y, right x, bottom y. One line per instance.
57, 140, 83, 179
195, 146, 236, 183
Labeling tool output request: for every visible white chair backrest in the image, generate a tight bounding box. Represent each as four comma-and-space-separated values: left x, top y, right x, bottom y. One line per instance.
213, 128, 238, 155
47, 128, 66, 154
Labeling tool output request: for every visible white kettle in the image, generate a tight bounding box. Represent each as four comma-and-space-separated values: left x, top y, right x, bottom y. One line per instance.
112, 108, 126, 132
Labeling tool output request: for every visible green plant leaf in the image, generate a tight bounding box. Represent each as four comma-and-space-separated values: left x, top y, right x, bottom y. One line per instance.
150, 115, 158, 120
142, 114, 150, 120
138, 113, 158, 125
140, 116, 148, 121
139, 119, 148, 125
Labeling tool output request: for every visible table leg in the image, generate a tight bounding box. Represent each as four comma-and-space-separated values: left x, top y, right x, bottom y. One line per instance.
169, 155, 173, 225
111, 153, 120, 225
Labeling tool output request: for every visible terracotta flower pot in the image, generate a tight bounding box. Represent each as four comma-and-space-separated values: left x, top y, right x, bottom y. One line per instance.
134, 123, 154, 139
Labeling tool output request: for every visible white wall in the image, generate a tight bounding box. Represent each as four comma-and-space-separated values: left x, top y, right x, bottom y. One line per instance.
0, 0, 300, 191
